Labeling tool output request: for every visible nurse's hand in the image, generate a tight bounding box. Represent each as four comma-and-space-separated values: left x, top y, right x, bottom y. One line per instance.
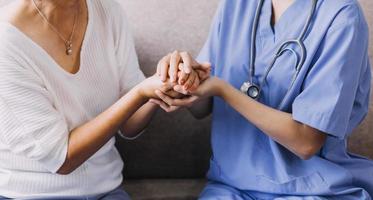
136, 74, 183, 100
150, 77, 223, 111
156, 51, 211, 91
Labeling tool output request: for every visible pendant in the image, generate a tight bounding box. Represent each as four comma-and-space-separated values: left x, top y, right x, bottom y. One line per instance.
240, 82, 260, 99
66, 41, 73, 56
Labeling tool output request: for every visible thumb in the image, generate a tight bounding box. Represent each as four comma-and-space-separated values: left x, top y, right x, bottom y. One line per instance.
149, 99, 161, 105
199, 62, 212, 71
173, 85, 190, 95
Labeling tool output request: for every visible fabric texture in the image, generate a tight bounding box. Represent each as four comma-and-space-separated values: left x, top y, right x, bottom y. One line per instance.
197, 0, 372, 198
116, 0, 372, 199
0, 187, 131, 200
0, 0, 144, 198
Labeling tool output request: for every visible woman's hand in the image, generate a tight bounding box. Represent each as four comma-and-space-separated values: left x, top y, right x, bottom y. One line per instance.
156, 51, 211, 91
150, 50, 212, 112
136, 75, 182, 100
151, 77, 223, 112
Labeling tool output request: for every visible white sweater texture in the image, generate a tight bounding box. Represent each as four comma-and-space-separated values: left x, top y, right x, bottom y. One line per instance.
0, 0, 145, 198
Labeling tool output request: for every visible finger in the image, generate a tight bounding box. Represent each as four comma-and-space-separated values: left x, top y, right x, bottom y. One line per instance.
179, 51, 193, 74
156, 90, 198, 107
155, 90, 177, 106
199, 62, 212, 70
160, 81, 177, 92
175, 95, 199, 107
150, 99, 178, 112
195, 62, 212, 80
158, 54, 171, 82
173, 85, 189, 95
169, 50, 181, 82
162, 102, 181, 112
156, 64, 161, 77
165, 89, 184, 98
149, 98, 162, 105
184, 71, 197, 90
159, 103, 175, 113
196, 69, 210, 81
178, 63, 189, 85
188, 74, 200, 92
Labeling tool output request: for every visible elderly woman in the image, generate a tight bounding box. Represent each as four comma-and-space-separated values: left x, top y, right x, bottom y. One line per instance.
0, 0, 206, 199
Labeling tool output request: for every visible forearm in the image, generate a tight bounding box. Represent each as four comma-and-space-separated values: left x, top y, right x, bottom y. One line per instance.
217, 80, 325, 159
57, 87, 147, 174
119, 102, 159, 138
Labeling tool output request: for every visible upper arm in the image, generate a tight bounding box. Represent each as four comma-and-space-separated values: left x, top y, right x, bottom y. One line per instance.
292, 4, 371, 140
196, 0, 225, 76
111, 3, 145, 95
191, 2, 224, 119
0, 61, 69, 173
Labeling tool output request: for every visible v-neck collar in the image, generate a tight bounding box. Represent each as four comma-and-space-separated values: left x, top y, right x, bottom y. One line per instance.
0, 0, 93, 78
259, 0, 301, 43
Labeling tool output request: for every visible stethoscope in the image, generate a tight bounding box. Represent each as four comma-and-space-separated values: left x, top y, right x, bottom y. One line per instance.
240, 0, 318, 108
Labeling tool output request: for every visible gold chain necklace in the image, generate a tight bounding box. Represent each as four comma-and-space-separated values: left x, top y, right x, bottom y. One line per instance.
32, 0, 79, 56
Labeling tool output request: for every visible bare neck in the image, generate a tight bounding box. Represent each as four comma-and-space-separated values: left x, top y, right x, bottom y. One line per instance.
29, 0, 81, 22
271, 0, 295, 26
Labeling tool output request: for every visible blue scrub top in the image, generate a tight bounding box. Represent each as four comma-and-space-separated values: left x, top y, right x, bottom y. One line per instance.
197, 0, 373, 198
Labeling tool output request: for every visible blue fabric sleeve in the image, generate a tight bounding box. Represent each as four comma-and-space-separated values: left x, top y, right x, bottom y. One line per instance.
292, 5, 371, 139
196, 0, 224, 76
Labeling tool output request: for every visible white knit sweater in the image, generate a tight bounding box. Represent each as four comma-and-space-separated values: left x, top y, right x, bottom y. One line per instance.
0, 0, 145, 198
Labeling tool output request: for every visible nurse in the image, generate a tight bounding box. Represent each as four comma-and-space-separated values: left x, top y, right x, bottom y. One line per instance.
153, 0, 373, 199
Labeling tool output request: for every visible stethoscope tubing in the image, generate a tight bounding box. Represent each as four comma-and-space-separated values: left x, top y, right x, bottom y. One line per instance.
249, 0, 265, 83
247, 0, 318, 110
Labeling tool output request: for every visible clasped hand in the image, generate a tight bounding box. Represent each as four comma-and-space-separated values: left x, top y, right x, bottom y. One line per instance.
139, 51, 220, 112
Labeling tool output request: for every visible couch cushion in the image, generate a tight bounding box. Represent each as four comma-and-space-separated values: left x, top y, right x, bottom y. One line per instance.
116, 0, 219, 179
116, 0, 373, 180
123, 179, 206, 200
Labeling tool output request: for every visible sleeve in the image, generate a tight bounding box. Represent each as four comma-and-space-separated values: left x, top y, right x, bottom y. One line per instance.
0, 62, 69, 173
292, 5, 370, 140
196, 0, 225, 76
113, 5, 146, 96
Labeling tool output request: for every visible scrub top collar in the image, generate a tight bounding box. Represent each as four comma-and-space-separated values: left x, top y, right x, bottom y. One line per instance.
259, 0, 310, 44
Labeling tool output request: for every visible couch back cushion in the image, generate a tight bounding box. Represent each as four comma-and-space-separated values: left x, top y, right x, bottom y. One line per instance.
119, 0, 373, 178
116, 0, 219, 179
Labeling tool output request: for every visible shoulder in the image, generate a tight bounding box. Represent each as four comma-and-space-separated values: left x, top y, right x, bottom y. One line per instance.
319, 0, 368, 32
0, 25, 37, 75
90, 0, 129, 25
89, 0, 131, 38
217, 0, 257, 16
215, 0, 258, 32
0, 25, 21, 62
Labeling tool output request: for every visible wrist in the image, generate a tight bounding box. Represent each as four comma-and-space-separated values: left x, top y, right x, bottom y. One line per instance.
133, 84, 149, 102
212, 77, 227, 97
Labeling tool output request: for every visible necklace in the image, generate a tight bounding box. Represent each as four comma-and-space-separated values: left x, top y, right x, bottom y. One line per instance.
31, 0, 79, 56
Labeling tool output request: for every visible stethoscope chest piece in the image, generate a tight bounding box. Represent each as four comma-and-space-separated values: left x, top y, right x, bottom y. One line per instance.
241, 0, 317, 103
240, 82, 260, 99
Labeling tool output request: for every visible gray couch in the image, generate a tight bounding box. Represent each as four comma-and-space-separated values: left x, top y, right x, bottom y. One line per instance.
115, 0, 373, 199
